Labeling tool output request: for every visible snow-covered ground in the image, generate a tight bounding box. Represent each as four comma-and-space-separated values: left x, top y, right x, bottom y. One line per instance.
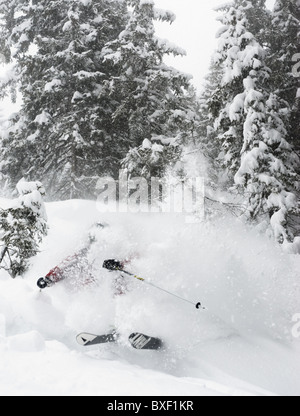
0, 198, 299, 396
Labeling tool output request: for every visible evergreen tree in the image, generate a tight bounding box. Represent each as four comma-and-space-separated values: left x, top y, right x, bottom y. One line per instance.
205, 0, 299, 242
269, 0, 299, 104
0, 0, 27, 102
0, 0, 129, 199
210, 1, 270, 177
235, 78, 299, 242
269, 0, 300, 155
0, 179, 48, 278
122, 136, 182, 179
102, 0, 197, 168
197, 60, 223, 163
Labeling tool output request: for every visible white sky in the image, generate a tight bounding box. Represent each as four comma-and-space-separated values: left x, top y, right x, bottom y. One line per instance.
154, 0, 276, 92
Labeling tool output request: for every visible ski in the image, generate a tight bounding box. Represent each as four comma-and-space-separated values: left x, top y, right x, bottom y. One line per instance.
129, 333, 163, 350
76, 331, 119, 347
76, 331, 163, 350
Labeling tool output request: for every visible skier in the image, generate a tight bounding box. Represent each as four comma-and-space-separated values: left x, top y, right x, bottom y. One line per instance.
37, 253, 128, 294
36, 218, 202, 349
37, 255, 162, 350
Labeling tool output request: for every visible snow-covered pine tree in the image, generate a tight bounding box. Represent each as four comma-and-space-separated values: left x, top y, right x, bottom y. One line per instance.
0, 0, 129, 199
209, 0, 299, 243
197, 60, 223, 165
269, 0, 299, 104
0, 0, 21, 100
269, 0, 300, 156
102, 0, 197, 177
209, 1, 270, 178
122, 136, 181, 179
0, 179, 48, 278
235, 78, 299, 243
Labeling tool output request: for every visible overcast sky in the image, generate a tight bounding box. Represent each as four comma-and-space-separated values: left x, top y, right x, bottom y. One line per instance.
154, 0, 276, 92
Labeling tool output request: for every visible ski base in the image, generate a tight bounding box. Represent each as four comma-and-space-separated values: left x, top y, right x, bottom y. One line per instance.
76, 331, 163, 350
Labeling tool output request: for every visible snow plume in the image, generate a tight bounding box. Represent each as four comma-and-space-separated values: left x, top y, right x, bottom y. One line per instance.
0, 199, 299, 395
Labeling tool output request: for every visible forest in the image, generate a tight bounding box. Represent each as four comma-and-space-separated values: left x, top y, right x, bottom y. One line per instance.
0, 0, 299, 247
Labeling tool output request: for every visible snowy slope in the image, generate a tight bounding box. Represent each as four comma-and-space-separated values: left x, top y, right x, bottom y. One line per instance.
0, 198, 300, 396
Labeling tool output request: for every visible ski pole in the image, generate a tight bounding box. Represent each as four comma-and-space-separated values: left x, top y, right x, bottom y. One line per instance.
103, 260, 204, 310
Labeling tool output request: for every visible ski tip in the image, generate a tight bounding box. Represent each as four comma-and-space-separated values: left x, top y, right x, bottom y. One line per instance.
76, 333, 92, 346
76, 333, 101, 346
76, 335, 85, 346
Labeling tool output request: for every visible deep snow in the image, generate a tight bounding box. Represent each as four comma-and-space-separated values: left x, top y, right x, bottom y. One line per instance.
0, 198, 299, 396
